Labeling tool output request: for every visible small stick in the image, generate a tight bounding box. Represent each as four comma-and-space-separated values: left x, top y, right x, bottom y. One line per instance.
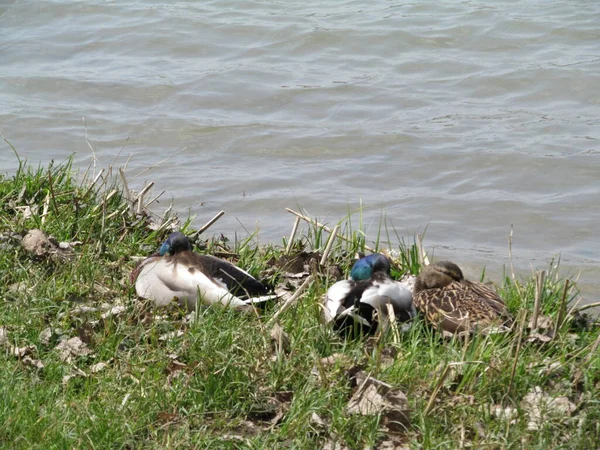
106, 203, 129, 220
554, 280, 570, 334
136, 181, 155, 215
508, 225, 523, 299
285, 217, 301, 254
267, 275, 314, 327
191, 211, 226, 238
92, 169, 105, 185
92, 189, 118, 213
531, 270, 546, 330
41, 192, 50, 226
386, 303, 400, 344
81, 169, 106, 200
144, 190, 166, 209
319, 225, 339, 266
286, 208, 376, 253
162, 202, 174, 223
155, 217, 178, 234
574, 301, 600, 313
119, 168, 135, 215
508, 225, 516, 282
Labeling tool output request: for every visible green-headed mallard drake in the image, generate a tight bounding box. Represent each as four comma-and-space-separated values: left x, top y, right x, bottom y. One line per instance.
132, 232, 276, 310
413, 261, 512, 335
323, 253, 415, 335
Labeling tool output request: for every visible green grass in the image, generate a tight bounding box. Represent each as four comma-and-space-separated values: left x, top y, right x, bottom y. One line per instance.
1, 158, 599, 449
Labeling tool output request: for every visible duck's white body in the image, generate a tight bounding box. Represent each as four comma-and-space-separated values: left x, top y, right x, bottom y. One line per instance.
323, 272, 415, 333
132, 232, 275, 311
135, 258, 268, 309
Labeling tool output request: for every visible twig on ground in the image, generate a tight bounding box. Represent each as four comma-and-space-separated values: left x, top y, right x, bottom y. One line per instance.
319, 225, 339, 266
267, 275, 314, 327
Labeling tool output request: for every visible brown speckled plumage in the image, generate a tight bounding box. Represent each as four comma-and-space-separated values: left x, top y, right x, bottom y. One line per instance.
413, 261, 511, 334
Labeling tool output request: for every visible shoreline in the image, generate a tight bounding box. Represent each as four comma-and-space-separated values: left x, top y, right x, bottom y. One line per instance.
1, 158, 599, 448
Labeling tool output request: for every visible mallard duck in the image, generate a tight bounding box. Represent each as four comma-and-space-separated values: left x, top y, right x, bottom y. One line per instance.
323, 253, 415, 335
413, 261, 512, 335
132, 232, 276, 310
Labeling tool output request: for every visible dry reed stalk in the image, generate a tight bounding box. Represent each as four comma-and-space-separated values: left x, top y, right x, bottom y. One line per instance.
285, 208, 376, 253
81, 169, 105, 200
92, 189, 118, 213
144, 190, 166, 209
554, 279, 570, 334
285, 217, 301, 254
319, 225, 339, 266
573, 301, 600, 313
531, 270, 546, 330
41, 193, 50, 226
508, 225, 516, 282
507, 225, 523, 298
118, 168, 135, 215
266, 275, 314, 327
386, 303, 400, 344
136, 182, 155, 215
191, 211, 226, 238
106, 203, 130, 220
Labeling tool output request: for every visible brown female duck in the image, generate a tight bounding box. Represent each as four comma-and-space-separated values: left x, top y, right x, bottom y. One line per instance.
413, 261, 512, 335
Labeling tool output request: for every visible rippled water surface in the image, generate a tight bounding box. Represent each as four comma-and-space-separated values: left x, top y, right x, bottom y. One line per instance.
1, 1, 599, 303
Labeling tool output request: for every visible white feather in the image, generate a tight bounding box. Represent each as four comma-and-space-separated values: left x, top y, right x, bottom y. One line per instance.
323, 280, 354, 323
361, 279, 413, 311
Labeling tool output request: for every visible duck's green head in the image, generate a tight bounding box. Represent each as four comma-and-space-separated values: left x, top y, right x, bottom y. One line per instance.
350, 253, 391, 281
159, 232, 192, 256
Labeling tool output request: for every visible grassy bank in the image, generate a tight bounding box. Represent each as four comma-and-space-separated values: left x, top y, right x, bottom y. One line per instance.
1, 159, 599, 449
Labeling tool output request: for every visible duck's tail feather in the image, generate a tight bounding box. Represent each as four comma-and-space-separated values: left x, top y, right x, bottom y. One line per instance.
242, 294, 280, 304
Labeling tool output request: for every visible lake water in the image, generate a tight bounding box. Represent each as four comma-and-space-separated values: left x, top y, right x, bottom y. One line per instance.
1, 0, 599, 305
